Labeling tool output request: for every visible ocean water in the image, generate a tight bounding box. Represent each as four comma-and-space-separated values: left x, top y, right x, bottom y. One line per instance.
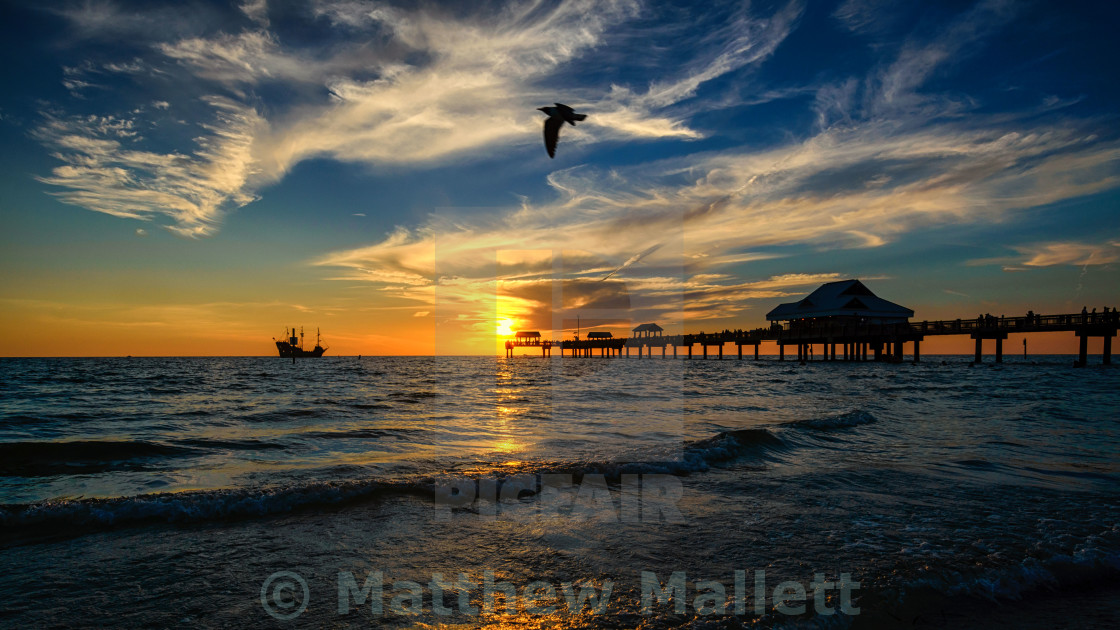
0, 355, 1118, 628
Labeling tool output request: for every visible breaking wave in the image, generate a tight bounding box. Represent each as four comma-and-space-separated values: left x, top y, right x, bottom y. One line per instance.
0, 427, 787, 540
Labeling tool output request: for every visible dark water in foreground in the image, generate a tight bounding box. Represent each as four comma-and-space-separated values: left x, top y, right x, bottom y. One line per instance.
0, 355, 1117, 628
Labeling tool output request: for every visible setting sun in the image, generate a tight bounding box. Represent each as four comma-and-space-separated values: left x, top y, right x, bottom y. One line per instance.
496, 318, 515, 338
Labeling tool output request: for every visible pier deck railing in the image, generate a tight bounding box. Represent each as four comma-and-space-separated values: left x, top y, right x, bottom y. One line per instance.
536, 311, 1116, 364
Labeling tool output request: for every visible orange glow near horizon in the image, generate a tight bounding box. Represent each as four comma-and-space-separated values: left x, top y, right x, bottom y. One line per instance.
0, 253, 1107, 357
0, 313, 1101, 358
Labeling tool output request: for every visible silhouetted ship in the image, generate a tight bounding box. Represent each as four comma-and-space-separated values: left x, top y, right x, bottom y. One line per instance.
274, 327, 328, 358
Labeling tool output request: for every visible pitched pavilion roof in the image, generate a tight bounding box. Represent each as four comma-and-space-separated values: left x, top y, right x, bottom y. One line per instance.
766, 279, 913, 322
586, 331, 613, 339
632, 323, 664, 333
515, 331, 541, 338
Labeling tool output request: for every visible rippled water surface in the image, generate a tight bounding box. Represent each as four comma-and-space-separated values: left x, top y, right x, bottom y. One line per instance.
1, 355, 1117, 628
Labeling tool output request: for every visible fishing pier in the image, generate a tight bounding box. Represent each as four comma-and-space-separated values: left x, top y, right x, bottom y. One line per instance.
505, 280, 1117, 366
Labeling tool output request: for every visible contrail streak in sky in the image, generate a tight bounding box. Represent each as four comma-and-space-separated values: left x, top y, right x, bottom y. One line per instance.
601, 242, 664, 281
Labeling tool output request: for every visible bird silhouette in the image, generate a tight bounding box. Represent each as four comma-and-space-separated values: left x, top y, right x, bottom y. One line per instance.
537, 103, 586, 158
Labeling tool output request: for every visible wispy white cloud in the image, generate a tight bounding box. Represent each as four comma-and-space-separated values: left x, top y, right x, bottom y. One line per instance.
35, 97, 266, 236
240, 0, 269, 28
967, 238, 1120, 269
1017, 240, 1120, 267
868, 0, 1018, 118
103, 59, 148, 74
157, 29, 353, 86
833, 0, 899, 37
592, 1, 801, 140
818, 0, 1022, 130
639, 2, 802, 110
41, 0, 792, 233
49, 0, 228, 42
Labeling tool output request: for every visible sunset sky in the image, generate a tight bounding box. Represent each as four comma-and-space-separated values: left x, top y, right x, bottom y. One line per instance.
1, 0, 1118, 356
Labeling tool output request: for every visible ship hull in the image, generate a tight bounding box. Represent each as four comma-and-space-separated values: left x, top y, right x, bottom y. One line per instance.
275, 341, 327, 358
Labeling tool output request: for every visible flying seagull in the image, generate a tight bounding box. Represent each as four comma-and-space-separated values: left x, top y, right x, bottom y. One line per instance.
537, 103, 586, 158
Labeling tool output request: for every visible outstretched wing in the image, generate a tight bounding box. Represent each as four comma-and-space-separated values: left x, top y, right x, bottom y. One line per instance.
543, 115, 562, 158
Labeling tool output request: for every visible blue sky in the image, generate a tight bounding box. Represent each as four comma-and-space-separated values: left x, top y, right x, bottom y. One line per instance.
1, 0, 1118, 355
